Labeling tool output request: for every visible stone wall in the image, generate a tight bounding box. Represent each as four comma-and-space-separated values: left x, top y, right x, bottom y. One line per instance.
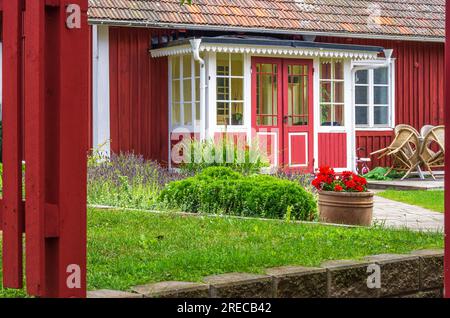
88, 249, 444, 298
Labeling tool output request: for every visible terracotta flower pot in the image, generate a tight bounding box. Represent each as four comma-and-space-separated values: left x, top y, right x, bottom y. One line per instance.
318, 191, 374, 226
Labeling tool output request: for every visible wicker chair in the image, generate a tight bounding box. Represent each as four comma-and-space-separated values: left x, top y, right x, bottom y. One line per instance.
420, 125, 434, 138
395, 124, 420, 136
419, 125, 445, 180
371, 125, 422, 180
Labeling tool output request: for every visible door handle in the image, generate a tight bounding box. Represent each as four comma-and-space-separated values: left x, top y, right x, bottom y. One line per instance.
283, 115, 291, 124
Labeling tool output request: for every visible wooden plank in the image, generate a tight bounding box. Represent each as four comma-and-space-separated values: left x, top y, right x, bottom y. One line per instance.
2, 0, 24, 289
55, 0, 89, 298
24, 0, 46, 297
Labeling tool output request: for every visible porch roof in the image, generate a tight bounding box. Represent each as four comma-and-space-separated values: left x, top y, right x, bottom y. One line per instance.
150, 36, 384, 60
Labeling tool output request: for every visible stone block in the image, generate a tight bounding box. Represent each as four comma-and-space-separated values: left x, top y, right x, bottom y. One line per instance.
204, 273, 272, 298
364, 254, 420, 297
266, 266, 327, 298
132, 281, 210, 298
322, 260, 379, 298
411, 249, 444, 290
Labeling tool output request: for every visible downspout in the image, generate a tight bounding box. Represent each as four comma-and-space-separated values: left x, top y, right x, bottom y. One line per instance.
350, 49, 393, 172
190, 39, 207, 141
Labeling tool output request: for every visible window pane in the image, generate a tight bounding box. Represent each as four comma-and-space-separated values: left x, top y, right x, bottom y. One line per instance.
183, 55, 191, 76
355, 86, 368, 104
355, 106, 368, 125
172, 104, 181, 126
374, 67, 388, 84
217, 77, 229, 100
334, 60, 344, 80
320, 60, 332, 79
260, 63, 274, 73
231, 54, 243, 76
171, 57, 180, 78
256, 63, 278, 127
288, 74, 308, 126
195, 102, 200, 123
355, 70, 368, 84
374, 106, 389, 125
217, 53, 229, 76
334, 82, 344, 103
231, 78, 243, 101
172, 80, 180, 103
320, 104, 332, 126
374, 86, 388, 104
217, 102, 229, 125
257, 116, 275, 126
290, 65, 307, 75
183, 79, 192, 102
195, 78, 200, 102
195, 60, 200, 77
259, 74, 275, 114
334, 105, 344, 126
183, 103, 192, 125
320, 82, 332, 103
231, 103, 244, 125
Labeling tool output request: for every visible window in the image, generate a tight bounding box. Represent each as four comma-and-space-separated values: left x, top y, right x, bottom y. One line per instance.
355, 66, 391, 128
320, 59, 344, 127
216, 53, 244, 126
170, 55, 201, 129
255, 63, 278, 126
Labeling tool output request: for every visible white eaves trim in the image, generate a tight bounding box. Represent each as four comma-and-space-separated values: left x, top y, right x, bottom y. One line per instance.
150, 43, 379, 60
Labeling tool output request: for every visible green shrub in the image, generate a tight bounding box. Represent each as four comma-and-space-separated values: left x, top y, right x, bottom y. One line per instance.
179, 138, 269, 175
158, 167, 317, 221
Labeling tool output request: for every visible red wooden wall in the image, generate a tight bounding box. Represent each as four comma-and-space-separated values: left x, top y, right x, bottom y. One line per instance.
318, 133, 347, 168
319, 37, 445, 167
109, 27, 169, 164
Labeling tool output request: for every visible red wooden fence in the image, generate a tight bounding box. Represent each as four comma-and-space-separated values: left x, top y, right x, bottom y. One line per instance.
1, 0, 89, 298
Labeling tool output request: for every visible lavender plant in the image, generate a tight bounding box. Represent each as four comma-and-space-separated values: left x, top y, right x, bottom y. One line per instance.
87, 153, 189, 210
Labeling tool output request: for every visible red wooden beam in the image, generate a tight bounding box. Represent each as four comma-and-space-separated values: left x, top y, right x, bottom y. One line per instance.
2, 0, 25, 289
445, 0, 450, 299
24, 0, 46, 297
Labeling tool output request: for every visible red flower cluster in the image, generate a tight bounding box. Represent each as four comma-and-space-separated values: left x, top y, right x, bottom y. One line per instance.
312, 166, 368, 193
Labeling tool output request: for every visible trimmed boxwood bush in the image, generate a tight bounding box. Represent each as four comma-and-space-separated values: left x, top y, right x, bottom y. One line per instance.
158, 167, 317, 221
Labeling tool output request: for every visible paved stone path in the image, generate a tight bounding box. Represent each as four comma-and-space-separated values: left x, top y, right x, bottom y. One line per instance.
373, 195, 444, 232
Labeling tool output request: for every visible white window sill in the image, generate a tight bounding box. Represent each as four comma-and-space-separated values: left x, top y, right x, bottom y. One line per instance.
355, 127, 394, 132
214, 126, 247, 132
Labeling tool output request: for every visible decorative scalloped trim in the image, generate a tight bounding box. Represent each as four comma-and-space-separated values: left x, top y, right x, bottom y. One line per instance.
150, 43, 378, 60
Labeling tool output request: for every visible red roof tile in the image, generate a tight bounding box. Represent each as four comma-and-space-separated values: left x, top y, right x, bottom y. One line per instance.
88, 0, 445, 41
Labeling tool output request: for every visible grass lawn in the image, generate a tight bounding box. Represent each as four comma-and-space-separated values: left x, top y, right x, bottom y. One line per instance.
0, 208, 444, 297
377, 190, 444, 213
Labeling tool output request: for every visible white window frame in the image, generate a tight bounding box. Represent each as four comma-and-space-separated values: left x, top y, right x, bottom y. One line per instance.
319, 58, 345, 128
169, 55, 200, 132
353, 60, 396, 131
215, 53, 245, 128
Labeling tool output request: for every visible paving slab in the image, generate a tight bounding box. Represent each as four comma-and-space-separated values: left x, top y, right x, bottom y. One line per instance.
368, 179, 444, 191
372, 196, 444, 232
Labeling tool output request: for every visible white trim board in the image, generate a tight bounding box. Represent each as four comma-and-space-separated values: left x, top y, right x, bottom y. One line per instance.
92, 25, 111, 156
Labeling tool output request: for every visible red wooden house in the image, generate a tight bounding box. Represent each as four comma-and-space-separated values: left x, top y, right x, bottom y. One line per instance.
1, 0, 446, 171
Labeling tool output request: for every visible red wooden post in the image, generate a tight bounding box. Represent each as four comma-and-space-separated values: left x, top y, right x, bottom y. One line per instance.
23, 0, 88, 298
1, 0, 88, 298
1, 0, 25, 290
445, 0, 450, 299
23, 0, 47, 296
